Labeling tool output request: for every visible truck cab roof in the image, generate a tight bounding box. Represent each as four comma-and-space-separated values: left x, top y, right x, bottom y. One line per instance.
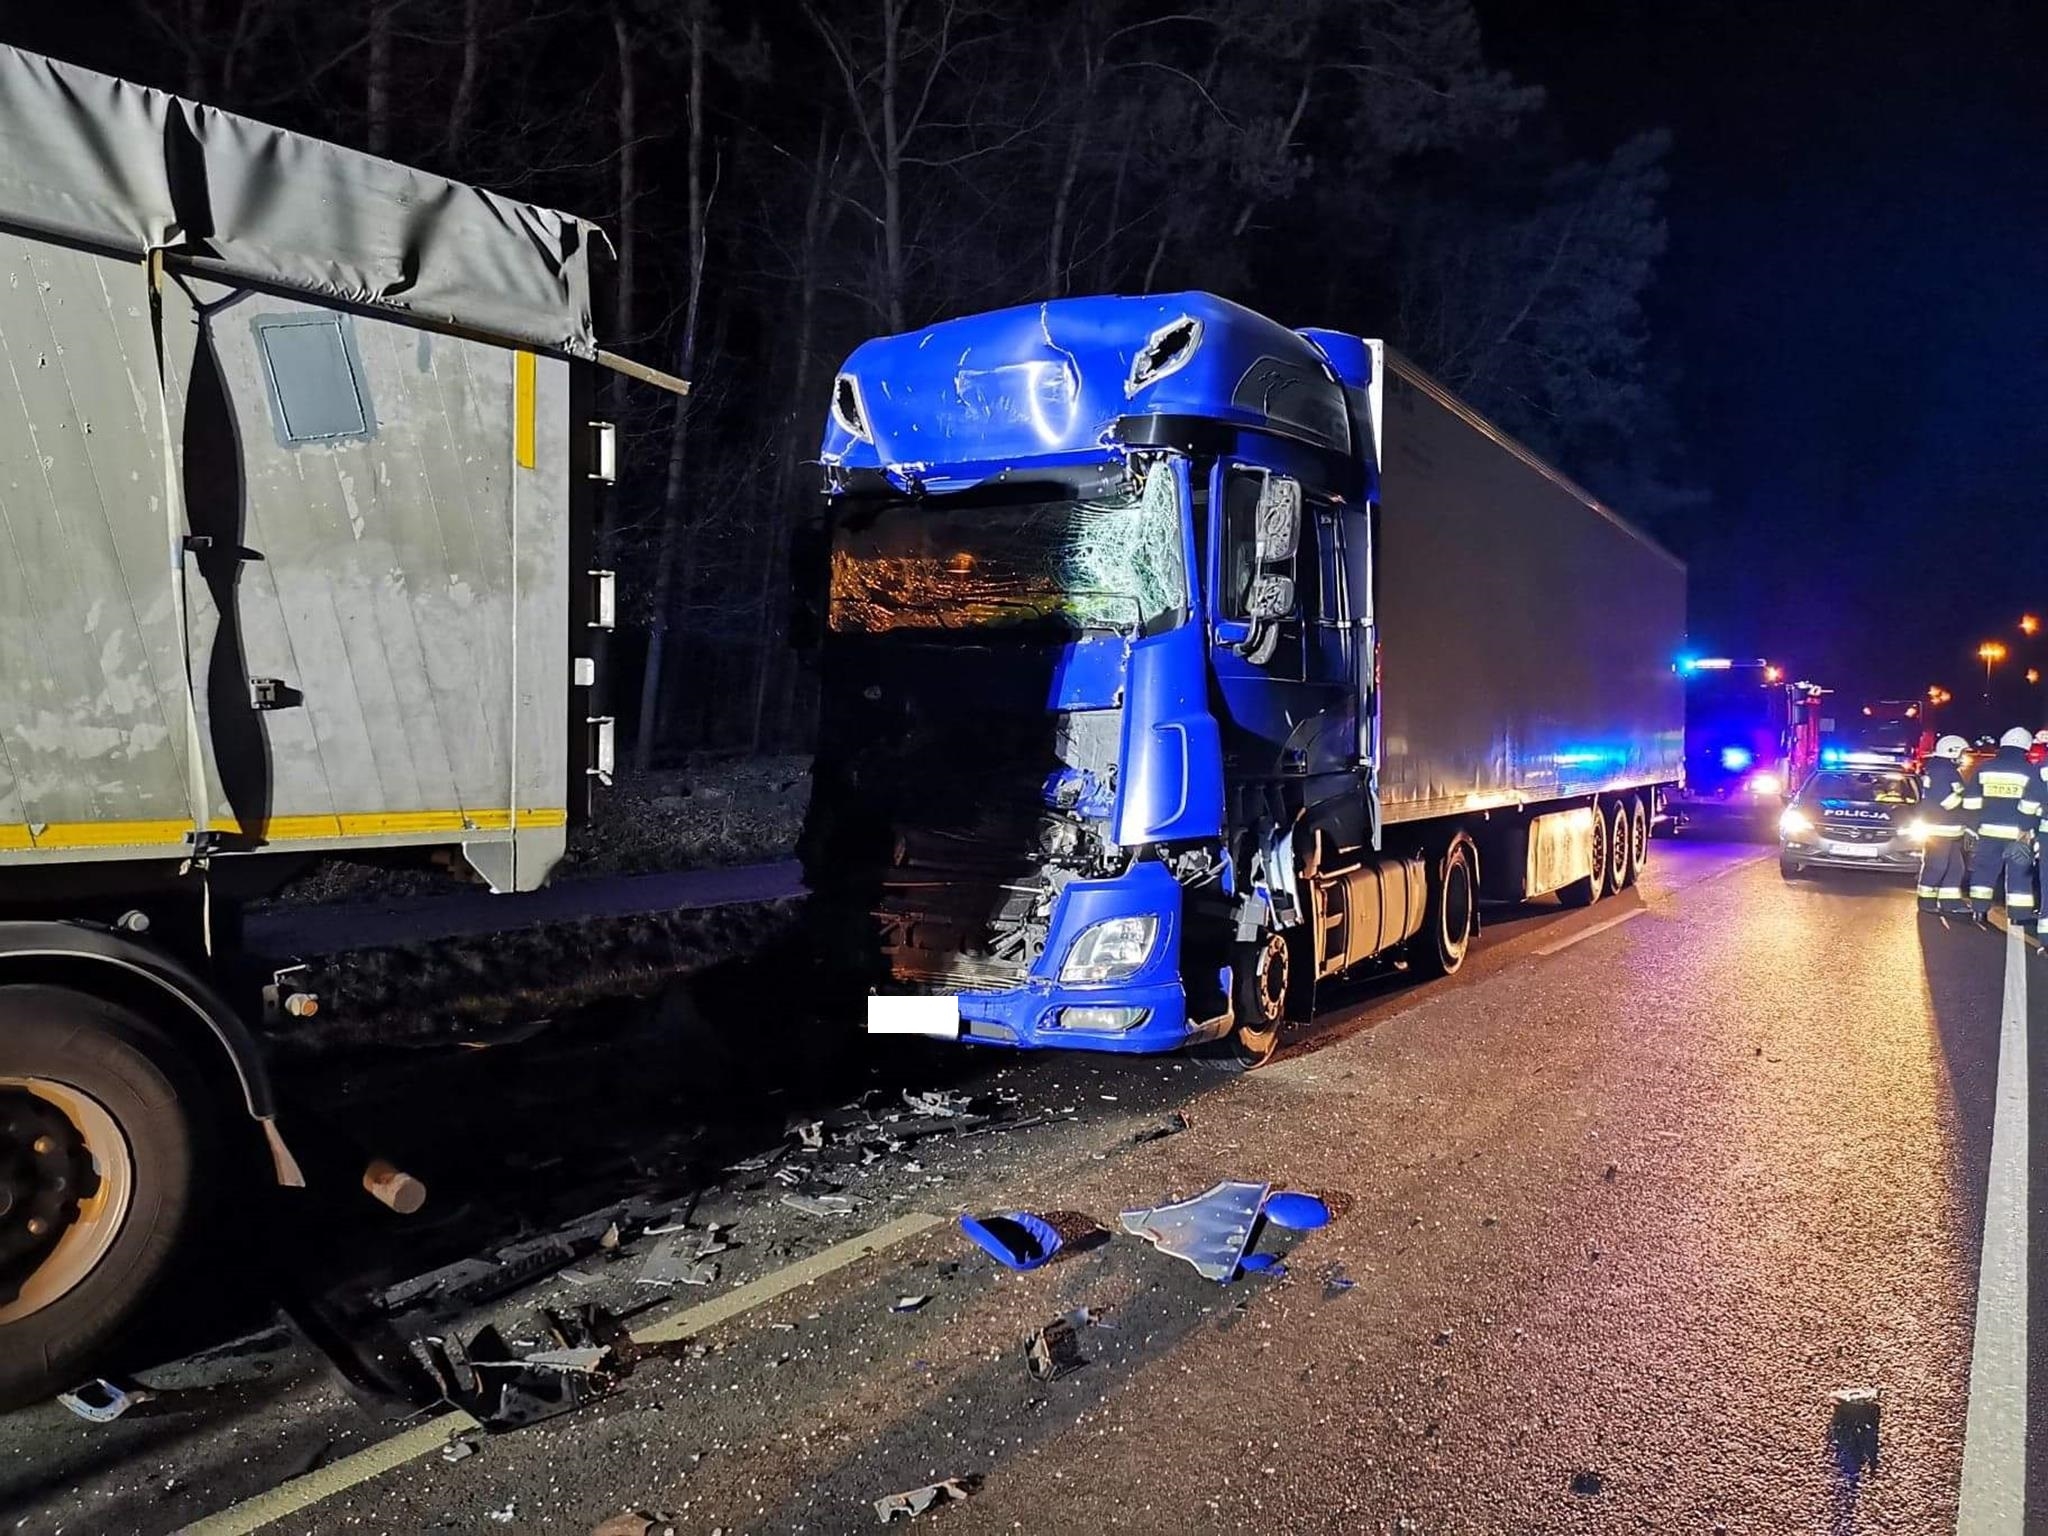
820, 293, 1361, 491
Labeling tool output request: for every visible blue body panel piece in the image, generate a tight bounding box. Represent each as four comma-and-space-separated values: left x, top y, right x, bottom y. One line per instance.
823, 293, 1350, 480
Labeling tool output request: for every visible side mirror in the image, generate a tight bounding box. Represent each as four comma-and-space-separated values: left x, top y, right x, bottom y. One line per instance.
1246, 572, 1295, 620
1254, 475, 1302, 563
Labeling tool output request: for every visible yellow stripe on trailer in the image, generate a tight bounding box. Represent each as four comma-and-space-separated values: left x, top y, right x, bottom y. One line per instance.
513, 348, 537, 469
2, 808, 566, 852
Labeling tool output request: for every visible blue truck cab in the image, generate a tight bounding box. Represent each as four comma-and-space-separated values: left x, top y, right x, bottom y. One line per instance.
799, 294, 1683, 1062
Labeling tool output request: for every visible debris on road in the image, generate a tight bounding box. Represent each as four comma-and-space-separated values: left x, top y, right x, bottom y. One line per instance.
892, 1295, 932, 1313
638, 1231, 724, 1288
441, 1433, 480, 1464
1829, 1386, 1882, 1473
874, 1476, 981, 1524
1239, 1252, 1286, 1276
488, 1501, 519, 1524
1321, 1265, 1356, 1297
56, 1378, 152, 1423
408, 1304, 632, 1429
1024, 1315, 1088, 1381
519, 1345, 612, 1373
1261, 1190, 1331, 1230
1130, 1110, 1191, 1145
783, 1192, 862, 1217
1570, 1470, 1604, 1496
590, 1515, 678, 1536
1120, 1180, 1269, 1282
958, 1210, 1063, 1271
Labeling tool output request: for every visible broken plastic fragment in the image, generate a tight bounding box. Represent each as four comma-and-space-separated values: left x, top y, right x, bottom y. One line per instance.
1261, 1190, 1330, 1230
874, 1476, 980, 1524
56, 1378, 150, 1423
1119, 1181, 1271, 1282
957, 1211, 1062, 1271
1024, 1315, 1087, 1381
892, 1295, 931, 1313
782, 1192, 860, 1217
1239, 1252, 1287, 1276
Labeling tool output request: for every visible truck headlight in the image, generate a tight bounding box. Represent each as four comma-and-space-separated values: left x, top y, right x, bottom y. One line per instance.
1779, 807, 1813, 839
1060, 914, 1159, 983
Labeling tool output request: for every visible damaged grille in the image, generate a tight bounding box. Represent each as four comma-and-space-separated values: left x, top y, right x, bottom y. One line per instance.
803, 640, 1123, 994
877, 814, 1076, 988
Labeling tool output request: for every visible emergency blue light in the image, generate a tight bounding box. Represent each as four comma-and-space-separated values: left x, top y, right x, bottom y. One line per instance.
1720, 745, 1754, 772
1821, 747, 1844, 767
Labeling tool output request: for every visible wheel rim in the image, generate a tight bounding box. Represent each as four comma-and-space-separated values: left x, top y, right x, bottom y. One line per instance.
1251, 933, 1290, 1025
1590, 812, 1608, 890
0, 1077, 134, 1324
1631, 806, 1649, 871
1610, 808, 1630, 886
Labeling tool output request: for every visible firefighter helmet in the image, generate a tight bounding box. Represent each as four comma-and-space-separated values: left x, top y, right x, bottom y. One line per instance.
1935, 735, 1969, 760
2001, 726, 2034, 750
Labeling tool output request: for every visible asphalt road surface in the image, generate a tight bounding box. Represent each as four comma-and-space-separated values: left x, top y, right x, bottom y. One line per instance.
2, 835, 2035, 1534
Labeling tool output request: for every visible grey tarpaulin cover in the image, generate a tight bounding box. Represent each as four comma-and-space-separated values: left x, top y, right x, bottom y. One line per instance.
0, 44, 601, 359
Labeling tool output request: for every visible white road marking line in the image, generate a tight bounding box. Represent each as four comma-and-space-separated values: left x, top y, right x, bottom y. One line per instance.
1958, 922, 2029, 1534
1534, 906, 1646, 956
180, 1211, 945, 1536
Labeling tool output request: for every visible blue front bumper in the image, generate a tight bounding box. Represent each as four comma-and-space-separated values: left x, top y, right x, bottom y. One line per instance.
949, 860, 1219, 1054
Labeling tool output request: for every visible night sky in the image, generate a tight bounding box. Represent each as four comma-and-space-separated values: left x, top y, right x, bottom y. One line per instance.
1477, 0, 2048, 717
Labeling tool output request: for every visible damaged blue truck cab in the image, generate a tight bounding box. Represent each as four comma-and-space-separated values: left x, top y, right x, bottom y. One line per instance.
803, 293, 1684, 1062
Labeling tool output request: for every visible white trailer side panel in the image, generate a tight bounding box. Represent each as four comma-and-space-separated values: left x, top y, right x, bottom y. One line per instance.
1374, 359, 1685, 823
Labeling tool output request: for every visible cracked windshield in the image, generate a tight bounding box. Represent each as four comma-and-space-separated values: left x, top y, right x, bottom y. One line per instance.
828, 461, 1186, 636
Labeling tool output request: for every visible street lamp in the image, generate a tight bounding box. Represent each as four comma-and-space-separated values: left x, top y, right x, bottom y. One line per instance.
1982, 640, 2009, 700
2023, 614, 2040, 637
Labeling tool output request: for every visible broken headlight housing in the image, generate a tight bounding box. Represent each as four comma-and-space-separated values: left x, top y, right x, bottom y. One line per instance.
1059, 914, 1158, 984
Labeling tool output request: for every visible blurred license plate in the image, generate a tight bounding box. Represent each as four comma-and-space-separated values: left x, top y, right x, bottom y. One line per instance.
1823, 840, 1880, 856
866, 995, 960, 1038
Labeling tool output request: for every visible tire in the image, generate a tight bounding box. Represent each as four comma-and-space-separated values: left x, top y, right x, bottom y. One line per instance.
1558, 803, 1610, 908
1780, 855, 1805, 880
1411, 836, 1478, 979
1227, 930, 1292, 1067
0, 985, 212, 1411
1606, 802, 1631, 894
1624, 798, 1649, 886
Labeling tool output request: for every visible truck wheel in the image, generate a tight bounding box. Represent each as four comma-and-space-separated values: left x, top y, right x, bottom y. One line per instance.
1227, 931, 1291, 1067
0, 986, 211, 1411
1624, 797, 1649, 885
1412, 836, 1477, 978
1558, 804, 1610, 908
1607, 801, 1632, 893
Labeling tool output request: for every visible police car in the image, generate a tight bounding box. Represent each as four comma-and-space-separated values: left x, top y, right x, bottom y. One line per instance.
1778, 757, 1926, 879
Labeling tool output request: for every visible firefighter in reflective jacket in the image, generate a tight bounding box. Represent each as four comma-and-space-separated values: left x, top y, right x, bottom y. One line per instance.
1917, 735, 1972, 914
1965, 727, 2042, 922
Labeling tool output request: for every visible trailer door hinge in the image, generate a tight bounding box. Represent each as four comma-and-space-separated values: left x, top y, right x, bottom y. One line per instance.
587, 716, 615, 784
586, 421, 617, 483
588, 570, 616, 630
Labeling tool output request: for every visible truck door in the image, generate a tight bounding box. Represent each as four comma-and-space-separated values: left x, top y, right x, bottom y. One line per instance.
1206, 461, 1357, 785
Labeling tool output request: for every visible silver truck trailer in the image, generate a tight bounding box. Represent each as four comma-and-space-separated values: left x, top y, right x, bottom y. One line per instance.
1375, 356, 1685, 839
0, 47, 658, 1405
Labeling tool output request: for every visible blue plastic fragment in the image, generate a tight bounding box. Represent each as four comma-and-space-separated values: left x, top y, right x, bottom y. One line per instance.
1261, 1190, 1330, 1231
1238, 1252, 1287, 1276
958, 1211, 1062, 1271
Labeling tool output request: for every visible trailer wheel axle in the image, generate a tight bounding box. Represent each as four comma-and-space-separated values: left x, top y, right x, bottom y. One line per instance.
0, 1077, 132, 1324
